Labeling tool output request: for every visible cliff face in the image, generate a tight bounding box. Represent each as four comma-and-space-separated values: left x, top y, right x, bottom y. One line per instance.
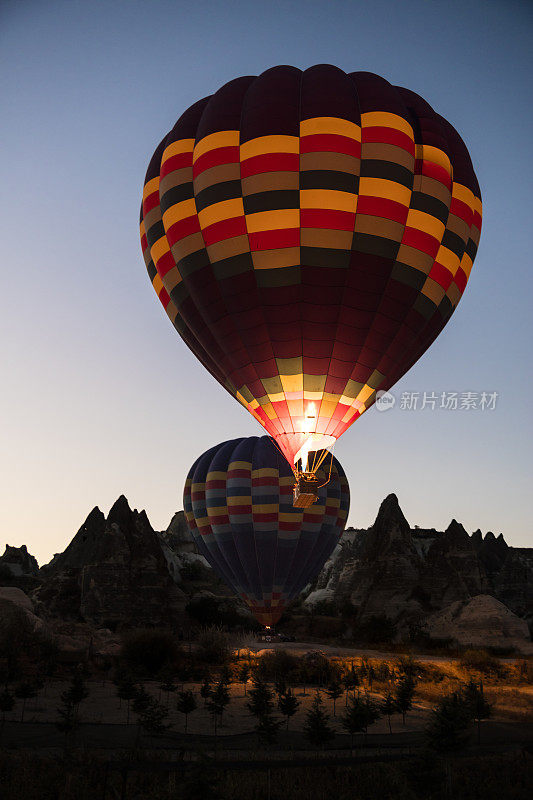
335, 495, 424, 621
306, 494, 532, 642
36, 496, 186, 629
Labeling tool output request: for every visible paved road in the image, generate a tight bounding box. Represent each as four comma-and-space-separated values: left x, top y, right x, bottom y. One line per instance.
2, 718, 532, 755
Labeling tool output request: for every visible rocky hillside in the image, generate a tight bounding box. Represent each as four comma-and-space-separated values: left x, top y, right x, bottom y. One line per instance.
33, 496, 191, 628
306, 494, 532, 649
1, 493, 531, 650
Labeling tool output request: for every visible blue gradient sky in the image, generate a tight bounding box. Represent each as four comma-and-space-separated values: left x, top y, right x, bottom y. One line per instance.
1, 0, 531, 565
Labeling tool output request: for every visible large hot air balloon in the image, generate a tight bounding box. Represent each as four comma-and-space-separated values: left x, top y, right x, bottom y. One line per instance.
183, 436, 349, 626
141, 65, 482, 497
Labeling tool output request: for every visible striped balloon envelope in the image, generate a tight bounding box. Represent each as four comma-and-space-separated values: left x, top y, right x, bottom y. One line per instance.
141, 65, 482, 476
183, 436, 349, 626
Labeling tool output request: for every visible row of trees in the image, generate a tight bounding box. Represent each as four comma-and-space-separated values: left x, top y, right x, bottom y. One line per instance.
109, 663, 417, 742
1, 665, 491, 756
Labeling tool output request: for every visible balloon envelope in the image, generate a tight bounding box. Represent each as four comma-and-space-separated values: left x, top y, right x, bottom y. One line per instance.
183, 436, 350, 625
141, 65, 482, 470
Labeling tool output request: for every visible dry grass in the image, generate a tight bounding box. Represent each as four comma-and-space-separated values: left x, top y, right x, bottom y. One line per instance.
1, 750, 531, 800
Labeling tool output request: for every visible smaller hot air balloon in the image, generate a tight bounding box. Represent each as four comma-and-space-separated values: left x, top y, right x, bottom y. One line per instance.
183, 436, 349, 626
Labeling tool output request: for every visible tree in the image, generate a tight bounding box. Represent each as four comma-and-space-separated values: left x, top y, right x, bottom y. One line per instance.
14, 680, 37, 723
247, 677, 275, 719
219, 664, 233, 686
381, 691, 396, 734
132, 685, 170, 745
55, 671, 89, 751
343, 666, 360, 704
256, 710, 282, 745
278, 688, 300, 730
207, 680, 230, 735
394, 675, 416, 724
367, 664, 375, 690
247, 676, 281, 743
304, 692, 335, 750
120, 629, 178, 677
297, 661, 310, 696
160, 675, 177, 707
200, 676, 212, 706
426, 691, 472, 753
63, 671, 89, 716
341, 695, 381, 749
115, 673, 138, 725
55, 693, 79, 751
0, 689, 14, 742
274, 675, 287, 699
177, 689, 197, 732
176, 663, 192, 690
397, 655, 421, 679
137, 697, 170, 739
325, 677, 344, 716
462, 679, 491, 743
237, 663, 250, 696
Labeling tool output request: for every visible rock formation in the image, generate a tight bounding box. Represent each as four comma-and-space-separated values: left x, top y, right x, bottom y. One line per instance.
2, 492, 530, 650
305, 494, 532, 650
423, 595, 533, 654
35, 496, 186, 629
0, 586, 48, 633
0, 544, 39, 576
163, 511, 197, 554
158, 510, 210, 583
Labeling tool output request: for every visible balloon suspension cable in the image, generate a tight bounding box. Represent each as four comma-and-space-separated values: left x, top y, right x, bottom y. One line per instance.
310, 447, 331, 474
317, 451, 334, 488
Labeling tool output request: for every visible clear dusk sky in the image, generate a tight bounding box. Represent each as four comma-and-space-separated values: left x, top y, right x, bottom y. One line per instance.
1, 0, 532, 565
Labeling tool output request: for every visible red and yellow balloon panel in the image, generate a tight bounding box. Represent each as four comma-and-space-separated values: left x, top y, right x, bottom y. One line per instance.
140, 65, 482, 474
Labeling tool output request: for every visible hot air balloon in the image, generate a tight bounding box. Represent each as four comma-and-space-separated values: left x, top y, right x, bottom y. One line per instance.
141, 65, 482, 503
183, 436, 349, 626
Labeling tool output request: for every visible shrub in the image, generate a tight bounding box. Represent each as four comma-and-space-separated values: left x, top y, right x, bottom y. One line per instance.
120, 629, 178, 676
426, 691, 472, 753
186, 596, 221, 626
354, 615, 397, 644
186, 596, 251, 629
460, 648, 501, 675
196, 626, 230, 665
256, 649, 300, 683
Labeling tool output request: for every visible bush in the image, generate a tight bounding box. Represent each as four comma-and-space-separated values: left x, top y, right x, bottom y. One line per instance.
426, 691, 472, 753
397, 655, 423, 678
120, 630, 178, 676
196, 626, 230, 665
253, 649, 302, 684
186, 596, 251, 629
460, 649, 501, 675
353, 615, 397, 644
